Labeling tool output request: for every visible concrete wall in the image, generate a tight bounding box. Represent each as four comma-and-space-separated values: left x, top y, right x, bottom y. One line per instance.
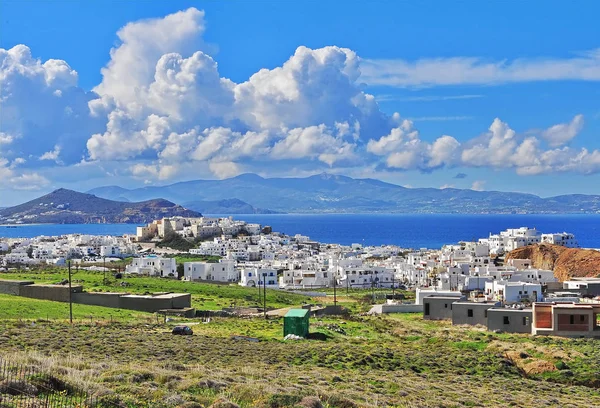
380, 304, 423, 314
487, 309, 532, 333
0, 280, 34, 296
119, 294, 191, 313
452, 302, 500, 326
20, 285, 83, 303
423, 297, 463, 320
72, 292, 123, 309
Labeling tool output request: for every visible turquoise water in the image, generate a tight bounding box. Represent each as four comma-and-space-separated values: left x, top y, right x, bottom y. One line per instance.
2, 214, 600, 249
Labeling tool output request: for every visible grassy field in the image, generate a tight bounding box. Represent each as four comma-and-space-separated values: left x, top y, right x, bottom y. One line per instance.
0, 294, 155, 322
0, 269, 311, 311
0, 314, 599, 407
1, 269, 599, 407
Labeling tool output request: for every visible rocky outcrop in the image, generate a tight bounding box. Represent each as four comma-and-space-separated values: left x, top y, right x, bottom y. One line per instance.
0, 188, 201, 224
506, 244, 600, 282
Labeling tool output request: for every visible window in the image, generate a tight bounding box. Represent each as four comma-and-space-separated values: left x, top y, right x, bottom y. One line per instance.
570, 315, 575, 325
580, 315, 585, 323
503, 316, 510, 325
467, 309, 473, 317
523, 316, 528, 325
248, 273, 252, 277
484, 310, 488, 318
444, 303, 448, 309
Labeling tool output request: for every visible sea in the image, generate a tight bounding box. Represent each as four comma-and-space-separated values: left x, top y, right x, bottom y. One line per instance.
1, 214, 600, 249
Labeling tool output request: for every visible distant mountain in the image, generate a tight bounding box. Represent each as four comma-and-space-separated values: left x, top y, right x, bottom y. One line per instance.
86, 173, 600, 214
0, 189, 201, 224
183, 198, 280, 214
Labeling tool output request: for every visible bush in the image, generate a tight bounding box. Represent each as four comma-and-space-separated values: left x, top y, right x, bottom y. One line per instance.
554, 360, 569, 370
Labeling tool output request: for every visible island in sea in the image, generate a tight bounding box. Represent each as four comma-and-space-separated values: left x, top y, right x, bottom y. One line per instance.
0, 188, 200, 225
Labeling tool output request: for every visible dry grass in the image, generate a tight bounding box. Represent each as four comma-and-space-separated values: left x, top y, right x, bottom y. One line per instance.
1, 314, 599, 407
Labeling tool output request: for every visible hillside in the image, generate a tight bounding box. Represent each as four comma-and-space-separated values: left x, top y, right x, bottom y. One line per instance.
88, 173, 600, 214
183, 198, 280, 214
506, 244, 600, 281
0, 188, 201, 224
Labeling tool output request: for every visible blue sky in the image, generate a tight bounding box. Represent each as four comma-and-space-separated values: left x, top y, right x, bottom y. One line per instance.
1, 0, 599, 205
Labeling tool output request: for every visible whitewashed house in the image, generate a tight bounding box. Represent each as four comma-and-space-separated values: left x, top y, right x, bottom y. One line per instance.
484, 281, 542, 303
183, 260, 238, 282
541, 233, 578, 247
240, 267, 278, 287
126, 257, 177, 277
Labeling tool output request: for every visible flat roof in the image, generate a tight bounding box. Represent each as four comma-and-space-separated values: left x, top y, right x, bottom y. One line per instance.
453, 301, 500, 306
424, 296, 465, 300
0, 279, 34, 284
284, 309, 309, 318
120, 293, 189, 299
488, 308, 532, 313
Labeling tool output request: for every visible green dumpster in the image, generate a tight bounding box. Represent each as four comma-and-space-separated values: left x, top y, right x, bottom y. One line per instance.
283, 309, 310, 338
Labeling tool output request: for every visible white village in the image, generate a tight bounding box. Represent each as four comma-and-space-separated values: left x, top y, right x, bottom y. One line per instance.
1, 217, 598, 338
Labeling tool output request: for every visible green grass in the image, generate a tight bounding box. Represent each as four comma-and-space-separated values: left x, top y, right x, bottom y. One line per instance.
0, 269, 311, 311
0, 314, 599, 407
0, 294, 153, 322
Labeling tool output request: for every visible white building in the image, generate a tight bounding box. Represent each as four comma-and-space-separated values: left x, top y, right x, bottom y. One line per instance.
541, 233, 578, 248
183, 260, 238, 282
484, 281, 543, 303
100, 245, 121, 257
126, 257, 177, 277
240, 267, 278, 287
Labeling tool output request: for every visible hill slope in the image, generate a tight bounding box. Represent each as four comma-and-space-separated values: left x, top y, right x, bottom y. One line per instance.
88, 173, 600, 214
0, 189, 201, 224
506, 244, 600, 281
183, 198, 280, 214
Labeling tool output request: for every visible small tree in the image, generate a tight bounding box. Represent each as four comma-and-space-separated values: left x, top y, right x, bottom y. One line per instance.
177, 263, 184, 279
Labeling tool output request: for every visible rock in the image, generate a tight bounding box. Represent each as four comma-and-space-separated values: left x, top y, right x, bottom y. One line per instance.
506, 244, 600, 281
0, 380, 38, 396
197, 379, 227, 392
298, 396, 323, 408
208, 399, 239, 408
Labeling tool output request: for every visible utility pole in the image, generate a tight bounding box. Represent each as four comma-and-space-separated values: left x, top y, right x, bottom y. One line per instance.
392, 274, 395, 299
103, 256, 106, 284
346, 273, 349, 296
263, 273, 267, 320
333, 272, 337, 306
68, 260, 73, 325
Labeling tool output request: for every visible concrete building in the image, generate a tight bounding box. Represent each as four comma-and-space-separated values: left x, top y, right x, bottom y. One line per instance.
563, 278, 600, 297
451, 301, 501, 326
532, 302, 600, 337
487, 308, 533, 333
416, 288, 462, 305
423, 296, 465, 320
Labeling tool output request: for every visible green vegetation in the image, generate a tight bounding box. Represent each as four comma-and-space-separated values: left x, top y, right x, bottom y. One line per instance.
0, 313, 599, 407
157, 232, 196, 251
0, 294, 153, 322
166, 254, 221, 264
0, 269, 310, 311
1, 270, 599, 407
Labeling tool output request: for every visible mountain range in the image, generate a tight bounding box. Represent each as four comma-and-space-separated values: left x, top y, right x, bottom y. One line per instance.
87, 173, 600, 214
0, 189, 201, 224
